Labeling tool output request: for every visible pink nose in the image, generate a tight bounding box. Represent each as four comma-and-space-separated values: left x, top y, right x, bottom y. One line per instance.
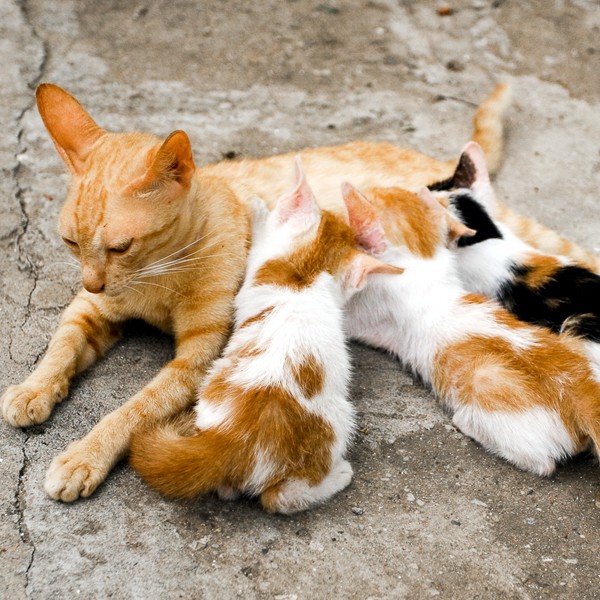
82, 270, 106, 294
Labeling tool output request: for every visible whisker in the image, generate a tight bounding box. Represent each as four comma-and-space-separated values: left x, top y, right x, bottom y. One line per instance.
140, 229, 219, 269
135, 252, 235, 277
131, 280, 189, 299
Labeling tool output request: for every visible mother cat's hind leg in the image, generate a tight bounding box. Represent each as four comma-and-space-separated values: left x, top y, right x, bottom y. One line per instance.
260, 459, 353, 514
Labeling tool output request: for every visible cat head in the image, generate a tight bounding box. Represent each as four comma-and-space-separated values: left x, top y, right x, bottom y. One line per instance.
251, 159, 403, 296
430, 142, 503, 247
341, 183, 474, 260
37, 83, 197, 296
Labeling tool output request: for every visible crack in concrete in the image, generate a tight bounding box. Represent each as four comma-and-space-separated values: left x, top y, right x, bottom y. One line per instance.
11, 1, 50, 595
15, 434, 35, 595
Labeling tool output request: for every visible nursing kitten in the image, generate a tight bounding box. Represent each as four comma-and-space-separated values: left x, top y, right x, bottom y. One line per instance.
130, 163, 402, 513
432, 142, 600, 343
3, 81, 593, 502
342, 183, 600, 475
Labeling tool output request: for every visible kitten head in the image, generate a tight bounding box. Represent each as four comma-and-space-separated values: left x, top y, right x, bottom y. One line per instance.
430, 142, 503, 247
341, 183, 474, 260
252, 160, 403, 296
37, 83, 196, 296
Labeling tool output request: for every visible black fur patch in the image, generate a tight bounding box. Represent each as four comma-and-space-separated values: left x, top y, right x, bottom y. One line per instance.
498, 263, 600, 342
450, 193, 503, 247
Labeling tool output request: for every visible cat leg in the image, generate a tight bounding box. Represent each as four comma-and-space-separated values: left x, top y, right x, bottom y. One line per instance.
260, 459, 353, 514
44, 301, 232, 502
2, 291, 121, 427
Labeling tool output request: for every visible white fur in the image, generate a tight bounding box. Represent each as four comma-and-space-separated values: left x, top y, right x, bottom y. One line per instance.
193, 195, 356, 510
345, 234, 578, 476
452, 405, 575, 476
347, 245, 536, 384
269, 459, 353, 514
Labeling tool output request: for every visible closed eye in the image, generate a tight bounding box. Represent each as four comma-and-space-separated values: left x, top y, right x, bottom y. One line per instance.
109, 239, 133, 254
62, 237, 79, 250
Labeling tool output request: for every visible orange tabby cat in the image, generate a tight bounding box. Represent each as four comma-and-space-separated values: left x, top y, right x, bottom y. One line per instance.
3, 82, 595, 502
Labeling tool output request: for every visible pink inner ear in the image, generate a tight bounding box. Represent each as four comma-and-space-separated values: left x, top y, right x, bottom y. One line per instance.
461, 141, 490, 184
276, 157, 318, 222
341, 182, 387, 255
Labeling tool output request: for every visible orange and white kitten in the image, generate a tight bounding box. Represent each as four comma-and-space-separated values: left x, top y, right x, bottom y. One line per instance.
342, 184, 600, 475
3, 81, 593, 501
130, 163, 402, 513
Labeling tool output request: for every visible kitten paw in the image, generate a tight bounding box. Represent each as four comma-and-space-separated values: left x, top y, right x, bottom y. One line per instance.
2, 382, 62, 427
45, 442, 108, 502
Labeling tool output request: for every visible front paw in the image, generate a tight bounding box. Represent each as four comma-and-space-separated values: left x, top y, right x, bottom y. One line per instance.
2, 380, 64, 427
45, 442, 108, 502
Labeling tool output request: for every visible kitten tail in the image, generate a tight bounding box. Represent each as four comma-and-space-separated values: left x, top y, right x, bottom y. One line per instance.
130, 421, 231, 499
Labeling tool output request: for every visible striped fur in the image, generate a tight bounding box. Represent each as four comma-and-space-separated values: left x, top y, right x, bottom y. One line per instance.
343, 184, 600, 476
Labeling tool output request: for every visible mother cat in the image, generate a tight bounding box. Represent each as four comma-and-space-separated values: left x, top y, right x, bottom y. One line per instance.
3, 83, 593, 502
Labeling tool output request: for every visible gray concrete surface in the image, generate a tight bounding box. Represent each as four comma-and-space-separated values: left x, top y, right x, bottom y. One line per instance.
1, 0, 599, 598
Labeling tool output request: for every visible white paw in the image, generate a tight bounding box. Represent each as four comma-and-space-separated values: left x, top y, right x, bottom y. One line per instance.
2, 380, 64, 427
45, 441, 108, 502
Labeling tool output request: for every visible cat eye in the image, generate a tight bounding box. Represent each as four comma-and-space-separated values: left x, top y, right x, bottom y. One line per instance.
109, 239, 133, 254
62, 237, 79, 249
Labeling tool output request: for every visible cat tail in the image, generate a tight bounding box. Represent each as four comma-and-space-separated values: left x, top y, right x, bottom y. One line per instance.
130, 416, 234, 499
469, 82, 512, 176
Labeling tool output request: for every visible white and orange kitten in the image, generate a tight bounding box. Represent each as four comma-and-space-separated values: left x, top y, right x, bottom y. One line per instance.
342, 183, 600, 475
130, 162, 402, 513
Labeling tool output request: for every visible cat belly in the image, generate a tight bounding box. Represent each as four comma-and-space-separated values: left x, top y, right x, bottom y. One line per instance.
451, 404, 576, 476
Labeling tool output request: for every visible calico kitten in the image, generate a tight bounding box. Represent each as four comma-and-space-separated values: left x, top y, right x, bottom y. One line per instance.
342, 183, 600, 475
130, 162, 402, 513
435, 142, 600, 343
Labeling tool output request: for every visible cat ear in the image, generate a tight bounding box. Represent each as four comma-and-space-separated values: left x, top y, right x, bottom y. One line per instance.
344, 251, 404, 291
448, 141, 490, 189
341, 182, 387, 255
274, 157, 319, 224
36, 83, 106, 175
418, 188, 476, 247
446, 217, 477, 246
126, 130, 196, 195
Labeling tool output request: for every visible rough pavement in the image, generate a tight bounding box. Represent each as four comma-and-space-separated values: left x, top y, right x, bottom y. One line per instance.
1, 1, 599, 598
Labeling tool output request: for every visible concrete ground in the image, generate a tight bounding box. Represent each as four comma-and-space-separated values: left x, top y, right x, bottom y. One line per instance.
1, 0, 599, 598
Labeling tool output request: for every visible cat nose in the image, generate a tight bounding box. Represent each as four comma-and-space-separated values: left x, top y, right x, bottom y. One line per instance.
83, 280, 105, 294
82, 267, 106, 294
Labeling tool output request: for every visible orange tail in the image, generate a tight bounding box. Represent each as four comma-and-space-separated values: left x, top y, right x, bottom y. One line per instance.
130, 419, 234, 499
470, 82, 512, 176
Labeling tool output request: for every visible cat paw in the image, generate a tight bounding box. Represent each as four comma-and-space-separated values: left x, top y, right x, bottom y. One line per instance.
45, 442, 108, 502
2, 382, 60, 427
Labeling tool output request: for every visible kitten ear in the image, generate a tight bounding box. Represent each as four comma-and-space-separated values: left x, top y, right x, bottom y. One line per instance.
274, 157, 319, 224
36, 83, 106, 175
450, 141, 490, 189
344, 251, 404, 291
446, 217, 477, 246
341, 182, 387, 255
418, 186, 444, 213
126, 130, 196, 195
418, 188, 476, 247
